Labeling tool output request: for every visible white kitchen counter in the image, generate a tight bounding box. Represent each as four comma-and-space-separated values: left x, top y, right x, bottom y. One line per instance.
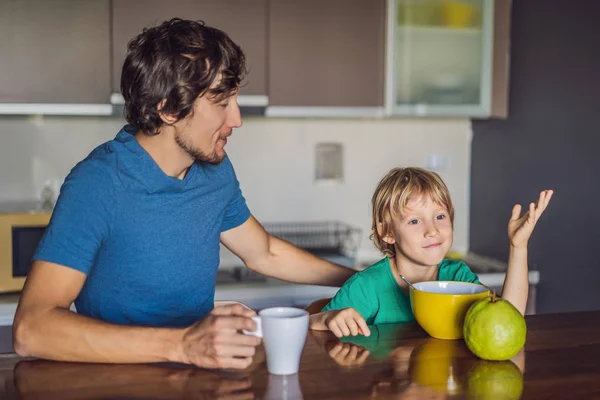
215, 281, 340, 310
213, 270, 540, 311
0, 269, 540, 326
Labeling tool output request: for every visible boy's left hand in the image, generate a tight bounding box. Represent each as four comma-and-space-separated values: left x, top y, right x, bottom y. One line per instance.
508, 190, 553, 248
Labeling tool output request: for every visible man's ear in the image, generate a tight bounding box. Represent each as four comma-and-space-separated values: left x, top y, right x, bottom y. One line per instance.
157, 99, 178, 125
377, 222, 396, 245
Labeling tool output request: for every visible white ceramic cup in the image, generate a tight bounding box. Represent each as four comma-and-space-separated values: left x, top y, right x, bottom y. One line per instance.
243, 307, 309, 375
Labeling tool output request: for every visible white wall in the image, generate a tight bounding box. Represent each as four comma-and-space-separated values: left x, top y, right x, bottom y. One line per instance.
0, 116, 122, 201
0, 115, 472, 264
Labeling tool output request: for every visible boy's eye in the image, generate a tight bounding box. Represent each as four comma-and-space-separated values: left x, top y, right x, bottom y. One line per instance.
218, 102, 228, 108
408, 219, 419, 225
436, 214, 446, 220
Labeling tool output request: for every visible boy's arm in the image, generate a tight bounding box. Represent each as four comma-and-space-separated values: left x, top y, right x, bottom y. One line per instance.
503, 190, 553, 315
309, 309, 370, 337
309, 312, 331, 330
309, 275, 374, 337
502, 246, 530, 314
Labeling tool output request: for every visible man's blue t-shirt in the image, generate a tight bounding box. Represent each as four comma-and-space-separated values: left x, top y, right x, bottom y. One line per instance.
34, 125, 250, 327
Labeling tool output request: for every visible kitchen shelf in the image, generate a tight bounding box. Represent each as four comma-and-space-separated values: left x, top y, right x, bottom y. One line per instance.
396, 24, 482, 36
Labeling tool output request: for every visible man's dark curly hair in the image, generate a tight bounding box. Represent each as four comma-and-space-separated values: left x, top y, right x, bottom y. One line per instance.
120, 18, 246, 135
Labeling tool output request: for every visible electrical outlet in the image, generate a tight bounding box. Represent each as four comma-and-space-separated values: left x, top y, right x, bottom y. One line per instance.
315, 143, 344, 183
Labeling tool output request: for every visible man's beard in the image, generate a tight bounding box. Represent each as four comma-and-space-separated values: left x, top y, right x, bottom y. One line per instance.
174, 134, 225, 165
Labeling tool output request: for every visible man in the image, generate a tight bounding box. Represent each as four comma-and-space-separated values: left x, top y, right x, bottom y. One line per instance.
13, 18, 355, 370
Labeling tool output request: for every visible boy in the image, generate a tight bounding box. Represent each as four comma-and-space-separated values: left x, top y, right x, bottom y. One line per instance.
309, 167, 553, 338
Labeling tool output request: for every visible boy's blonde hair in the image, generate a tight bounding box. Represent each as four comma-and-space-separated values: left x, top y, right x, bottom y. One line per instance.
370, 167, 454, 257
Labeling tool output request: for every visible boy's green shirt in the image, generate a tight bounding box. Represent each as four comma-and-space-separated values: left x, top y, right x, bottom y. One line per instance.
321, 257, 480, 325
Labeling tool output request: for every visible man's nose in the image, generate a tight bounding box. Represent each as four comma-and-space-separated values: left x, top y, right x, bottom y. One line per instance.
228, 103, 243, 128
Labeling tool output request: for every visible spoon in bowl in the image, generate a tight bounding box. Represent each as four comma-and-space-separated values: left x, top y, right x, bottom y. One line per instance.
399, 275, 417, 291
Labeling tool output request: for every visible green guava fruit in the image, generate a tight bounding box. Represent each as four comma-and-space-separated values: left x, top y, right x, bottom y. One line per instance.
463, 291, 526, 361
465, 360, 524, 400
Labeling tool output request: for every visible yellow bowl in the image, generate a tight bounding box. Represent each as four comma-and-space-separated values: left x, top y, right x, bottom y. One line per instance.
410, 281, 489, 340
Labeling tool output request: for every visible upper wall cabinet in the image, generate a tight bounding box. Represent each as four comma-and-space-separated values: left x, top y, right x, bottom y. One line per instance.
267, 0, 386, 117
0, 0, 112, 115
111, 0, 268, 107
386, 0, 511, 118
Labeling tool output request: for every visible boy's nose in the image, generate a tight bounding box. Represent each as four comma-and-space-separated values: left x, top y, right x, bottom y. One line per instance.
424, 224, 439, 237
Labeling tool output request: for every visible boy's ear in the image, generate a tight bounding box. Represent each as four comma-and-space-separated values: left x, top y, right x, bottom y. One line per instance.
157, 99, 178, 125
377, 222, 396, 245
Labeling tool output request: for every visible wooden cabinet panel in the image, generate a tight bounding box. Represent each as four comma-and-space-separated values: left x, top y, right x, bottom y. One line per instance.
490, 0, 511, 118
0, 0, 111, 104
111, 0, 267, 97
268, 0, 385, 107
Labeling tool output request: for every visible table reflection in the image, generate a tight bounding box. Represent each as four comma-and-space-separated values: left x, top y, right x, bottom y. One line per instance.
8, 324, 526, 400
12, 360, 256, 400
311, 325, 525, 399
263, 373, 303, 400
309, 323, 417, 368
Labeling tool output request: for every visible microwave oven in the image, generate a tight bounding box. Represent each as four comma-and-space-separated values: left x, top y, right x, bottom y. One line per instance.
0, 204, 51, 293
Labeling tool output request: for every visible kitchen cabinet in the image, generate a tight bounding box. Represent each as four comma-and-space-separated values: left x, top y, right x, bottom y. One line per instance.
0, 0, 509, 118
386, 0, 511, 117
0, 0, 112, 115
111, 0, 268, 107
266, 0, 386, 117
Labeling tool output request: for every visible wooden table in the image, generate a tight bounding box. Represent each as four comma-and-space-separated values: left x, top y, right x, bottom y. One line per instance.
1, 310, 599, 399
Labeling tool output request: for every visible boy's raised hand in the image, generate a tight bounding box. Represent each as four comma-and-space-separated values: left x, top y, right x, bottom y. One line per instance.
508, 190, 553, 248
323, 308, 371, 338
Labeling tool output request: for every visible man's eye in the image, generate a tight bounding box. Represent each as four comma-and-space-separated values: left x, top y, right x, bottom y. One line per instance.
218, 103, 228, 108
408, 219, 418, 225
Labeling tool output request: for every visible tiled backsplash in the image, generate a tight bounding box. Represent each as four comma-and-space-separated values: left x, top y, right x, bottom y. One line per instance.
0, 115, 472, 262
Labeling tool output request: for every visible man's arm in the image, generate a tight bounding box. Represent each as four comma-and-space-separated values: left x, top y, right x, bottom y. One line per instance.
14, 261, 260, 368
220, 215, 356, 287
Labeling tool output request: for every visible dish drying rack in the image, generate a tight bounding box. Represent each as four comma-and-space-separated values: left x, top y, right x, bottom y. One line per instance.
262, 221, 362, 260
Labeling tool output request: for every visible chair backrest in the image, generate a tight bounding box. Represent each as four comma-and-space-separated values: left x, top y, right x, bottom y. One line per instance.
305, 298, 332, 315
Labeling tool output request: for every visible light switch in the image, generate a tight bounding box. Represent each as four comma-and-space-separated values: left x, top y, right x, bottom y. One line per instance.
427, 154, 450, 171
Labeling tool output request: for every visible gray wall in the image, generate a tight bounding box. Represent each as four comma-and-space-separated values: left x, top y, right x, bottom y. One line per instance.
470, 0, 600, 313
